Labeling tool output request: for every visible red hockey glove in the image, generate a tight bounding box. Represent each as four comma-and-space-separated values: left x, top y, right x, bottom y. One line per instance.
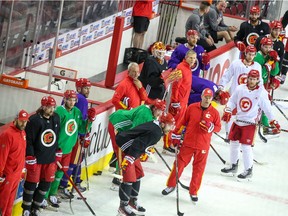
121, 155, 135, 171
270, 120, 280, 130
236, 41, 246, 52
81, 133, 91, 148
199, 120, 214, 133
55, 149, 63, 163
202, 51, 210, 66
270, 77, 281, 90
216, 90, 230, 105
171, 133, 182, 147
161, 69, 182, 86
169, 103, 181, 116
222, 107, 232, 122
269, 50, 280, 62
25, 156, 37, 172
87, 107, 96, 121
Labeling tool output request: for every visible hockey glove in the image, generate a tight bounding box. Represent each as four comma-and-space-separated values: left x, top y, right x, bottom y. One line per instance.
236, 41, 246, 52
216, 90, 230, 105
25, 156, 37, 172
199, 120, 214, 133
81, 133, 91, 148
169, 103, 181, 116
269, 50, 280, 62
87, 107, 96, 121
171, 133, 182, 147
264, 60, 275, 73
270, 77, 281, 90
121, 155, 135, 172
270, 120, 281, 130
202, 51, 210, 66
222, 107, 232, 122
55, 149, 63, 163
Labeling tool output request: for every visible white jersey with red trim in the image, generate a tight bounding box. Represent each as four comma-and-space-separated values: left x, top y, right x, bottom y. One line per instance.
219, 59, 263, 94
227, 84, 274, 126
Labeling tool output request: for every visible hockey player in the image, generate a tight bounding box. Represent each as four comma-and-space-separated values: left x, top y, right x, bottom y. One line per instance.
22, 96, 60, 216
116, 113, 176, 216
112, 62, 148, 110
234, 6, 270, 48
59, 78, 92, 197
254, 37, 281, 135
162, 88, 221, 203
168, 30, 210, 77
139, 42, 168, 101
221, 70, 280, 181
164, 50, 196, 153
0, 110, 28, 216
45, 90, 95, 209
108, 99, 166, 190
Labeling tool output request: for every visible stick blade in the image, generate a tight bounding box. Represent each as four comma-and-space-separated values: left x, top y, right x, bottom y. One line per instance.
178, 211, 184, 216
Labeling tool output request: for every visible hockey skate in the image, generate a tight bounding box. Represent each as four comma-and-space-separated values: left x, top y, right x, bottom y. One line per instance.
75, 183, 87, 193
47, 196, 59, 211
129, 198, 146, 215
161, 187, 175, 195
58, 187, 74, 200
237, 167, 253, 182
110, 177, 121, 191
117, 204, 137, 216
22, 210, 31, 216
39, 199, 48, 211
190, 195, 198, 204
221, 162, 238, 177
31, 209, 40, 216
162, 146, 176, 155
280, 74, 286, 84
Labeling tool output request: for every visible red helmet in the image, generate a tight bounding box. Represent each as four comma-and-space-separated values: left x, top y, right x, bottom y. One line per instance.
41, 96, 56, 107
186, 30, 199, 37
248, 69, 260, 79
159, 113, 175, 125
269, 20, 283, 29
75, 78, 91, 88
245, 45, 257, 53
153, 99, 166, 111
250, 6, 260, 14
64, 90, 77, 99
260, 37, 273, 46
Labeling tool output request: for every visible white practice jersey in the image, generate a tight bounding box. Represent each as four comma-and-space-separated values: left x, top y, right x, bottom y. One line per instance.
227, 84, 274, 126
219, 59, 263, 94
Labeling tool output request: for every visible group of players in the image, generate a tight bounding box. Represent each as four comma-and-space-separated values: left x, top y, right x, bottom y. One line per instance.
0, 3, 287, 216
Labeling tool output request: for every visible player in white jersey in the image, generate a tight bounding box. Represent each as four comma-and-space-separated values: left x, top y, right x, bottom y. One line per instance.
220, 69, 280, 181
218, 45, 263, 136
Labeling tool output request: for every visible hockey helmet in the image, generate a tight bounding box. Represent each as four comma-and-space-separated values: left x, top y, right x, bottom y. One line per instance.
75, 78, 91, 88
152, 42, 166, 60
260, 37, 273, 46
64, 90, 78, 99
153, 99, 166, 111
247, 69, 260, 79
41, 96, 56, 107
250, 6, 260, 14
269, 20, 283, 30
159, 112, 175, 125
186, 30, 199, 37
245, 45, 257, 54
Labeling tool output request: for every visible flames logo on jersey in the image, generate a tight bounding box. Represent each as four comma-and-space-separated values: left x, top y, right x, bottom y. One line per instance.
246, 32, 259, 45
65, 119, 77, 136
191, 58, 199, 72
239, 97, 252, 112
41, 129, 56, 147
238, 74, 248, 85
205, 113, 211, 119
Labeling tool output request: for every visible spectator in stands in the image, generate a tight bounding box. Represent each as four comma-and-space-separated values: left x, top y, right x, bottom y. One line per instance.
204, 0, 237, 44
132, 0, 153, 49
281, 11, 288, 83
185, 1, 216, 52
234, 6, 270, 47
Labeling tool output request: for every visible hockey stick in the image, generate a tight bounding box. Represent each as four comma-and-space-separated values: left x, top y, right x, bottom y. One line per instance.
272, 101, 288, 121
56, 162, 96, 216
214, 132, 229, 143
210, 144, 226, 164
272, 99, 288, 102
84, 149, 89, 190
154, 148, 189, 190
175, 146, 184, 216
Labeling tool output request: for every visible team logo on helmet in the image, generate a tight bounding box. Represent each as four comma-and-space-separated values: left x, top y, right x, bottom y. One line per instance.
41, 129, 56, 147
191, 58, 199, 72
246, 32, 259, 45
239, 97, 252, 112
65, 119, 77, 136
238, 74, 248, 85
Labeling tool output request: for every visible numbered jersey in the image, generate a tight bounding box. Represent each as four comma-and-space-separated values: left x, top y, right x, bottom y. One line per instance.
219, 59, 263, 94
227, 84, 274, 126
